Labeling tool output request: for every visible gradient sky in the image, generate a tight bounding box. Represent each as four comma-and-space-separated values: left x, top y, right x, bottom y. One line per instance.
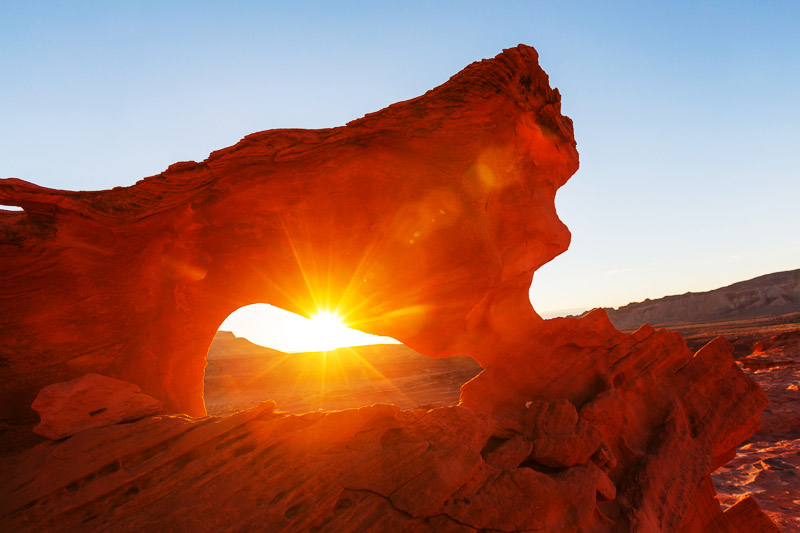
2, 2, 798, 350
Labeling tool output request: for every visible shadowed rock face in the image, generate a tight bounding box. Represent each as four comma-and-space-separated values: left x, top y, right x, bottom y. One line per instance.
0, 45, 777, 531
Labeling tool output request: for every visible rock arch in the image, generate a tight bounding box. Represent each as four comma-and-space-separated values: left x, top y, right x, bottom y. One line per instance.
0, 45, 777, 531
0, 45, 574, 421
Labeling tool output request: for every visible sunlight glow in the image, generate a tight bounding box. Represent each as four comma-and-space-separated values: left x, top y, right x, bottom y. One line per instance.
219, 303, 399, 353
217, 205, 418, 353
311, 309, 346, 332
308, 310, 365, 351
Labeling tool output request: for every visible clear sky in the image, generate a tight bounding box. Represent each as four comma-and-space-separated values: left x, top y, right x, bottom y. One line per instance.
2, 2, 798, 349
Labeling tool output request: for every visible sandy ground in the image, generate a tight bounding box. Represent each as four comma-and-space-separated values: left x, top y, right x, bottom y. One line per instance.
714, 328, 800, 533
204, 343, 482, 416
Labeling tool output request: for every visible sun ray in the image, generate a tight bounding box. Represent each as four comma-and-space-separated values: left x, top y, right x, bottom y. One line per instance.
279, 216, 323, 314
338, 346, 416, 406
234, 210, 441, 410
318, 350, 328, 410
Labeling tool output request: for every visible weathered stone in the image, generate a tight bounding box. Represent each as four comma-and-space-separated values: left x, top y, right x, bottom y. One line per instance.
32, 373, 162, 439
521, 398, 602, 468
707, 496, 781, 533
482, 435, 532, 470
0, 44, 576, 421
0, 44, 777, 531
592, 463, 617, 502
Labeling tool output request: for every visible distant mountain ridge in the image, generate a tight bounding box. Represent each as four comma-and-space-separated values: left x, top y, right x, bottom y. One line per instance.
603, 269, 800, 330
207, 331, 285, 359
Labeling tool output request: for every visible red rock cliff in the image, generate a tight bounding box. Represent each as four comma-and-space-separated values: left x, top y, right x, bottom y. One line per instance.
0, 45, 775, 531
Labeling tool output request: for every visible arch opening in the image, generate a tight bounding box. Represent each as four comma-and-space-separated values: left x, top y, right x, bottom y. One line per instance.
204, 304, 482, 416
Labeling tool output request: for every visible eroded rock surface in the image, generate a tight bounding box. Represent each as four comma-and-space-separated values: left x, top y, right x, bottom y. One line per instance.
32, 374, 162, 440
0, 403, 605, 532
0, 45, 778, 531
459, 311, 776, 531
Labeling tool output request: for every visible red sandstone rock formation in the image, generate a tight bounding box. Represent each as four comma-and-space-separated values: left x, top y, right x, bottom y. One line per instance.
0, 45, 777, 531
1, 44, 575, 420
32, 373, 162, 440
460, 312, 774, 531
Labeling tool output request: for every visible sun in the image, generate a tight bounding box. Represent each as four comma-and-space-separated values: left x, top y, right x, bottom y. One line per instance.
308, 310, 369, 351
310, 310, 346, 335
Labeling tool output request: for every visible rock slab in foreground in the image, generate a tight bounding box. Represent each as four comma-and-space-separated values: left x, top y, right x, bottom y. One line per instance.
32, 373, 162, 440
0, 400, 778, 532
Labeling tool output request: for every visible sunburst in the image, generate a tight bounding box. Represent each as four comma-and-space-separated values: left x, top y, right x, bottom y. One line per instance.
308, 310, 376, 352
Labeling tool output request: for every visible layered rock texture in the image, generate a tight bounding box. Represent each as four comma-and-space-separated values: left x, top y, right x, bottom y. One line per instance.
0, 45, 778, 531
605, 269, 800, 330
629, 312, 799, 529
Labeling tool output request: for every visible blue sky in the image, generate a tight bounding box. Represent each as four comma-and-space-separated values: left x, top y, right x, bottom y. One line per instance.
2, 2, 798, 348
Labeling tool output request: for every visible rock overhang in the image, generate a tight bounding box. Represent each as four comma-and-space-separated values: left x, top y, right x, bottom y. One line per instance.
0, 44, 578, 418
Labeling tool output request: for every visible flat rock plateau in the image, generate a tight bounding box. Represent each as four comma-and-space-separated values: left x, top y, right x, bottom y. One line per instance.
604, 269, 800, 332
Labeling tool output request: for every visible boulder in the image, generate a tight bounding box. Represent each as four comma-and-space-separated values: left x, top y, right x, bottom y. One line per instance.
521, 398, 602, 468
32, 373, 162, 439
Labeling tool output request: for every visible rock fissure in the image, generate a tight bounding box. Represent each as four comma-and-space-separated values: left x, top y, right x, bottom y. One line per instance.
347, 486, 517, 533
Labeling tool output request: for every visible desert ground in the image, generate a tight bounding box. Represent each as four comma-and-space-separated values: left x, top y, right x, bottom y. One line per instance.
204, 334, 482, 416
